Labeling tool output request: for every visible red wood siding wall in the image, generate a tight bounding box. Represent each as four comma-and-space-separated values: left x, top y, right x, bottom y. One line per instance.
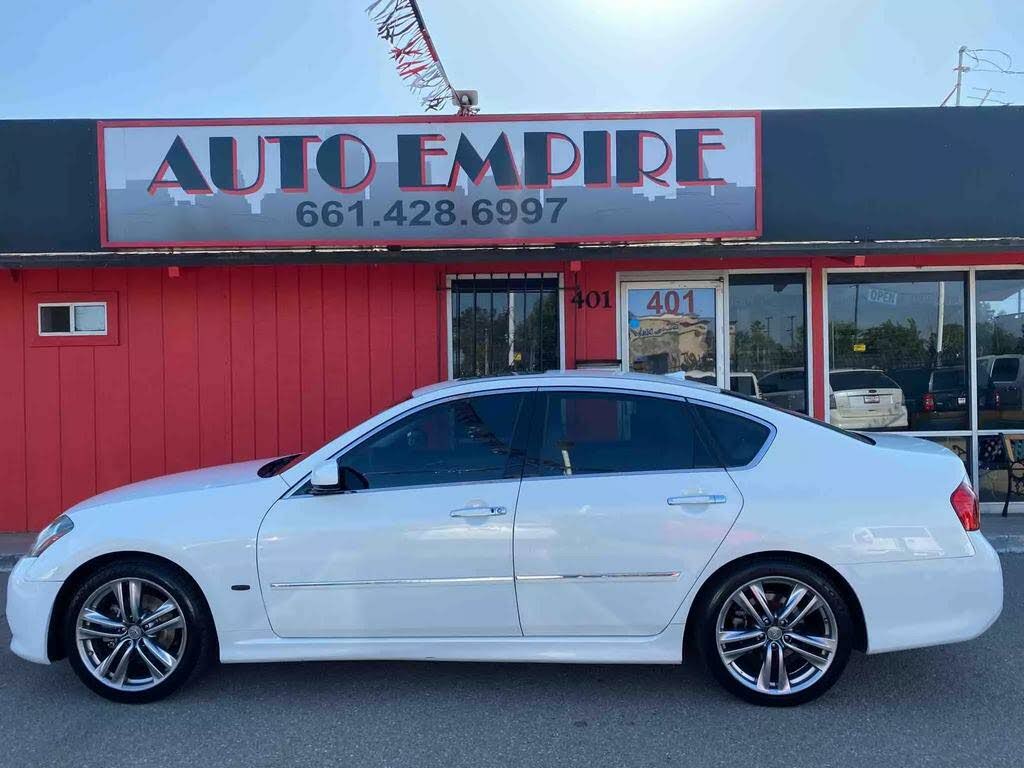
5, 251, 999, 532
0, 264, 446, 532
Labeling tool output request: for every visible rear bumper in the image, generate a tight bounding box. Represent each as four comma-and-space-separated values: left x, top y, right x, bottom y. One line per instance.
5, 558, 62, 665
846, 532, 1003, 654
832, 407, 908, 430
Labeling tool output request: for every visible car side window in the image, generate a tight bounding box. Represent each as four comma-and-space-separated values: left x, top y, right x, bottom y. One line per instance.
340, 393, 526, 490
530, 391, 718, 477
692, 404, 771, 467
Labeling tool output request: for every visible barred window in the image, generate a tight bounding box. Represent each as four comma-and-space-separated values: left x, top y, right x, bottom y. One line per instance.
450, 274, 561, 379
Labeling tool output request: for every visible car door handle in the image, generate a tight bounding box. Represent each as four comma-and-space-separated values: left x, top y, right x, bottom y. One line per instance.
667, 494, 727, 506
450, 506, 507, 518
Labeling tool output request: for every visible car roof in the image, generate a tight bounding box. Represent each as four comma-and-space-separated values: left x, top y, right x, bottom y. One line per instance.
411, 370, 720, 399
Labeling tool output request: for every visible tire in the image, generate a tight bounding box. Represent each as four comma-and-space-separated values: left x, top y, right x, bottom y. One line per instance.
695, 559, 853, 707
64, 559, 213, 703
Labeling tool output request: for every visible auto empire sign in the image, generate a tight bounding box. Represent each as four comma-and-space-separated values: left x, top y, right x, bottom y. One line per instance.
97, 112, 761, 249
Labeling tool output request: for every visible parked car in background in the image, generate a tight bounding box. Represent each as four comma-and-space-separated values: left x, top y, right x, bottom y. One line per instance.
728, 371, 762, 399
978, 354, 1024, 409
667, 370, 762, 399
829, 368, 908, 430
759, 368, 808, 412
7, 372, 1001, 707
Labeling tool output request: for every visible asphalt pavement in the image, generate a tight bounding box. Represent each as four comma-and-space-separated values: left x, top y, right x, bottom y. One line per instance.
1, 556, 1022, 768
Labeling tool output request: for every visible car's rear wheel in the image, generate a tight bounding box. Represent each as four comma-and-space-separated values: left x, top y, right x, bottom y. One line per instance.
64, 560, 212, 703
696, 560, 853, 706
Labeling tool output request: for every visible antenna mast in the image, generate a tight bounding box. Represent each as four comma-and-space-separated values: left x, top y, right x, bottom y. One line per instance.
366, 0, 479, 115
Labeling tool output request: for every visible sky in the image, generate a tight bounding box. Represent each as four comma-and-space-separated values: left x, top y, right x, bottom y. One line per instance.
2, 0, 1023, 118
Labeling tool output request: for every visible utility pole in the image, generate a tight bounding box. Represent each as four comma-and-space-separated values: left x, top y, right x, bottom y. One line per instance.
955, 45, 967, 106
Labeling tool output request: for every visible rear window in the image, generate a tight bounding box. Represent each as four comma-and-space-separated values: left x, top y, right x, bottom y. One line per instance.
830, 370, 900, 391
760, 370, 804, 393
693, 405, 772, 467
991, 358, 1020, 382
717, 389, 876, 445
930, 368, 965, 390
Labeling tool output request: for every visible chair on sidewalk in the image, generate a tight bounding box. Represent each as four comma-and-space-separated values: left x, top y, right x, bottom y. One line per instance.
1000, 433, 1024, 517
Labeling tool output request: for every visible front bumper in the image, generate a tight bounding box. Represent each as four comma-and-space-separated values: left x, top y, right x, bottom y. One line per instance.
846, 532, 1003, 654
6, 557, 62, 665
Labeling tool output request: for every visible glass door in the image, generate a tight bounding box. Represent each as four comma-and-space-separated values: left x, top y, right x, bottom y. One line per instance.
620, 281, 725, 386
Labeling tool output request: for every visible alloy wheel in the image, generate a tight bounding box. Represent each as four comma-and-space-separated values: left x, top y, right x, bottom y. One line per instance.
75, 577, 188, 691
715, 576, 838, 696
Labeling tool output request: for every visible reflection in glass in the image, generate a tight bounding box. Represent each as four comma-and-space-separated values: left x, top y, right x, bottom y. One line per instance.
975, 272, 1024, 429
827, 274, 967, 431
452, 276, 560, 378
728, 275, 808, 413
627, 287, 716, 382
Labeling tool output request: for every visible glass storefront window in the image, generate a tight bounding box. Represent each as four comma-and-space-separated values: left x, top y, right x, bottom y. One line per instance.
728, 274, 808, 413
451, 275, 560, 378
827, 273, 968, 431
625, 284, 718, 381
975, 271, 1024, 429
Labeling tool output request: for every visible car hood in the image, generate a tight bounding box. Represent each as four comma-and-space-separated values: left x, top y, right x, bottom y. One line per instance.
67, 459, 288, 513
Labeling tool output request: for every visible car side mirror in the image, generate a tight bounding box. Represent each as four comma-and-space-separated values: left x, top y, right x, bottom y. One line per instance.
310, 461, 369, 494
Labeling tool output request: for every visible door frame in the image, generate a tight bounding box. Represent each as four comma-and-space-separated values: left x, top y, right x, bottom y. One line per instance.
617, 277, 727, 387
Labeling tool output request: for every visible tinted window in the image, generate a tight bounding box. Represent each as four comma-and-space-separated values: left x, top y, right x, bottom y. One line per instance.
930, 368, 965, 391
830, 370, 900, 391
731, 375, 757, 396
728, 274, 808, 413
532, 392, 717, 477
341, 393, 525, 489
991, 357, 1020, 382
828, 273, 967, 431
694, 405, 772, 467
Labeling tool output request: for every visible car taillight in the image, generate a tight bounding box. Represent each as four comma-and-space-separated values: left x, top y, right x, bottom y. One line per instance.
923, 393, 935, 412
829, 394, 837, 409
994, 391, 1001, 408
950, 481, 980, 532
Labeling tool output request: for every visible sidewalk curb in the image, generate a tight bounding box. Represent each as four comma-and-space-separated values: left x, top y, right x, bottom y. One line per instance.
2, 537, 1024, 573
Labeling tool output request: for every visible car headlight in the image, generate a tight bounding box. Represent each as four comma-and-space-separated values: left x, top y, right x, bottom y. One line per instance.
27, 514, 74, 557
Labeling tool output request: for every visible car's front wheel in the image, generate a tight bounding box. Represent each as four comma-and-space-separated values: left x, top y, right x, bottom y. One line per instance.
696, 560, 853, 706
64, 560, 212, 703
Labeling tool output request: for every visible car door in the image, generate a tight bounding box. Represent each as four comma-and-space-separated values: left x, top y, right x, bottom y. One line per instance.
513, 388, 745, 637
257, 390, 532, 638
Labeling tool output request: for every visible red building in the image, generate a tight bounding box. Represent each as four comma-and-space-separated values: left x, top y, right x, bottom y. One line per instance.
2, 108, 1024, 531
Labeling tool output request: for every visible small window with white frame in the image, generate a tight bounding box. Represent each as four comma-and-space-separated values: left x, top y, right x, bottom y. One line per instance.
38, 302, 108, 336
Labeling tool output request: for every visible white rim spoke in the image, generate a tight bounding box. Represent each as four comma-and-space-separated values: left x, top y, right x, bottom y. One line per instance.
95, 638, 131, 679
141, 636, 177, 670
135, 643, 166, 681
127, 580, 143, 623
81, 609, 125, 632
785, 641, 831, 670
788, 595, 821, 629
733, 592, 765, 628
776, 585, 807, 624
77, 626, 123, 641
787, 632, 836, 652
748, 582, 774, 622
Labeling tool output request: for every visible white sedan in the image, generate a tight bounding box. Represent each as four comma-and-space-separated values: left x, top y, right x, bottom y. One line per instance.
6, 372, 1002, 706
